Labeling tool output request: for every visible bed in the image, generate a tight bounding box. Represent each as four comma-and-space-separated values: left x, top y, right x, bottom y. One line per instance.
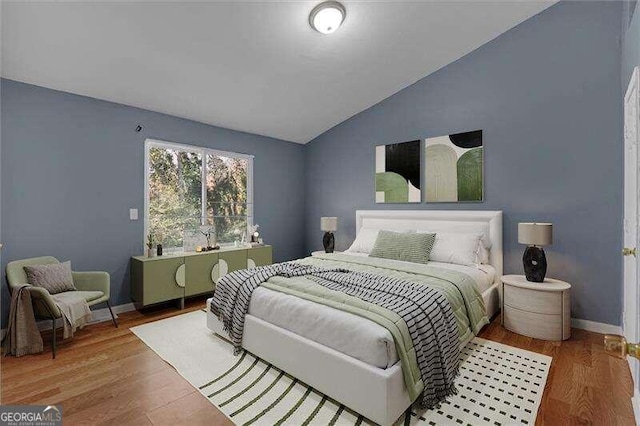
207, 210, 503, 425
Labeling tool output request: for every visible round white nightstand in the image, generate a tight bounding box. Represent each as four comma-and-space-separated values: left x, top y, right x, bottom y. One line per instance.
501, 274, 571, 341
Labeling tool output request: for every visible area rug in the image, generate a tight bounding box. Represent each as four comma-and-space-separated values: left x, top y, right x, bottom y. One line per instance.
131, 310, 551, 426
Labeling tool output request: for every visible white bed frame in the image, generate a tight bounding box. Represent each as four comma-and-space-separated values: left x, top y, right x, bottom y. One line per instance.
207, 210, 503, 426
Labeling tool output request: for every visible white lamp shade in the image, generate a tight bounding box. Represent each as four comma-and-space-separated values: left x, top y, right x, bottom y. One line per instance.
518, 223, 553, 246
321, 217, 338, 232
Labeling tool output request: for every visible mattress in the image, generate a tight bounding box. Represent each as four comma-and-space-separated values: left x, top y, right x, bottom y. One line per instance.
248, 255, 495, 369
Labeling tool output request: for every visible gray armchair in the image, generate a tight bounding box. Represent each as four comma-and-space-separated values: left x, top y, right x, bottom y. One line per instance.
6, 256, 117, 357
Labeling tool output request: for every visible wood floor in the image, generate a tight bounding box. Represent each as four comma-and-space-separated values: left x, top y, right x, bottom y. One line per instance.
1, 299, 635, 425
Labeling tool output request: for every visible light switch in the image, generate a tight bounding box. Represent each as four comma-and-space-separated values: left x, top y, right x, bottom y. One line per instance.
129, 208, 138, 220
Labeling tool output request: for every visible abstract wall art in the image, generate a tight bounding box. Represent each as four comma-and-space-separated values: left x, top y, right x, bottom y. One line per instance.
375, 140, 421, 203
424, 130, 483, 202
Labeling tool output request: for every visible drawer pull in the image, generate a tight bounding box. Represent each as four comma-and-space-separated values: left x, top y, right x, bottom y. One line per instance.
175, 264, 186, 288
211, 259, 229, 283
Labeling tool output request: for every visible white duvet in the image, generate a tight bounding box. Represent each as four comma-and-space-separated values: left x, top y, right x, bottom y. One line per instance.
248, 254, 495, 369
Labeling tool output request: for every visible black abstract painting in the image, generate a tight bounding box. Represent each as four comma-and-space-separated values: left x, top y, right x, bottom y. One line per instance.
375, 140, 421, 203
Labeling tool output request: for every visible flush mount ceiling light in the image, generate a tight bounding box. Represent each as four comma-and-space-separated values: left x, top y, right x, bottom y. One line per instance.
309, 1, 346, 35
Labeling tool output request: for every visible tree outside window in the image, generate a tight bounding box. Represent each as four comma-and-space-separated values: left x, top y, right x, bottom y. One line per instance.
146, 141, 252, 250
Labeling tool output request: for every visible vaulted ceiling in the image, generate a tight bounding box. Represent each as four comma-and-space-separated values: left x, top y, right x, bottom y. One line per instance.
2, 1, 555, 143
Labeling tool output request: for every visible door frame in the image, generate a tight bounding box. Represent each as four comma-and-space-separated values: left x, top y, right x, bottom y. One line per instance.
624, 66, 640, 419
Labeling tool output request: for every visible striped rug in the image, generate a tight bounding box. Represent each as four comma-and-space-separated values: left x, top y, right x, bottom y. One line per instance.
131, 310, 551, 426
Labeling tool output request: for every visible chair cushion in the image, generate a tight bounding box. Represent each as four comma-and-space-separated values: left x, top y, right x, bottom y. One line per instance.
24, 261, 76, 294
75, 291, 105, 302
7, 256, 59, 290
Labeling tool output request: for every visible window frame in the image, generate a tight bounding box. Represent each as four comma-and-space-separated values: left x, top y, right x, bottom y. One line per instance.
144, 138, 254, 251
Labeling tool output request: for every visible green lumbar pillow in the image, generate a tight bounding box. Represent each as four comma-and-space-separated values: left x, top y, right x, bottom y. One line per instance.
369, 230, 436, 264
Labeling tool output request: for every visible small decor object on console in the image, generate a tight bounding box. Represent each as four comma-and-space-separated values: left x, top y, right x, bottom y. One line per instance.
248, 224, 260, 245
321, 217, 337, 253
199, 226, 220, 251
146, 234, 155, 258
518, 222, 553, 282
156, 244, 163, 256
233, 228, 243, 247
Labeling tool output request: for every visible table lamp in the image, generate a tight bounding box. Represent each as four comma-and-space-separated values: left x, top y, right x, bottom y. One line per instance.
518, 222, 553, 282
321, 217, 338, 253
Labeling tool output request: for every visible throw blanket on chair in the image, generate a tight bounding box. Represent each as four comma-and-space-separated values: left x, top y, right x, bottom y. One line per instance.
52, 292, 92, 338
211, 263, 461, 408
2, 285, 44, 357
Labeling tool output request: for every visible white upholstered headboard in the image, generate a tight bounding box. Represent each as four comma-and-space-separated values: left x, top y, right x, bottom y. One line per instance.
355, 210, 503, 278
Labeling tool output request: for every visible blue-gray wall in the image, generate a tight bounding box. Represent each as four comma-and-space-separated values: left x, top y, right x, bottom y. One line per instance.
304, 1, 624, 325
623, 1, 639, 88
1, 1, 628, 328
1, 79, 306, 326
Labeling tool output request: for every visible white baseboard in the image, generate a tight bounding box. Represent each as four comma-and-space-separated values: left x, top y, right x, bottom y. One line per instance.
88, 302, 136, 325
571, 317, 622, 335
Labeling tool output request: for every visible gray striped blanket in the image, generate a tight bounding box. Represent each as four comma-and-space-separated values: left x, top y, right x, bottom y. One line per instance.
210, 263, 461, 408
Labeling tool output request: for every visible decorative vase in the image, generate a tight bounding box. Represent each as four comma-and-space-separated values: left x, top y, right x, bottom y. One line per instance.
147, 248, 155, 258
323, 231, 335, 253
523, 245, 547, 282
157, 244, 163, 256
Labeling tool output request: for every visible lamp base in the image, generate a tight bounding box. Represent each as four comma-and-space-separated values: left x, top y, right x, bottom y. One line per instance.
523, 246, 547, 282
323, 232, 335, 253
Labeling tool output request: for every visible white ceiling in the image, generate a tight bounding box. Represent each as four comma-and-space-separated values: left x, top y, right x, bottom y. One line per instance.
1, 1, 555, 144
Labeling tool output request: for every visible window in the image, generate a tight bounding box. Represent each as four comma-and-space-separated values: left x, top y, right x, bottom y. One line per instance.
145, 139, 253, 251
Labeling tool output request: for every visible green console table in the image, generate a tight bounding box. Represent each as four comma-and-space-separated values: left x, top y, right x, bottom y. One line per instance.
131, 245, 272, 309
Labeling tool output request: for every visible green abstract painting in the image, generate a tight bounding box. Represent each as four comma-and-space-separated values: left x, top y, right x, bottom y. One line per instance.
425, 130, 483, 202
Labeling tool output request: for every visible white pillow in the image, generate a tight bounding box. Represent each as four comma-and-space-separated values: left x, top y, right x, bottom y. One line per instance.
418, 231, 484, 266
346, 228, 413, 254
476, 240, 491, 264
